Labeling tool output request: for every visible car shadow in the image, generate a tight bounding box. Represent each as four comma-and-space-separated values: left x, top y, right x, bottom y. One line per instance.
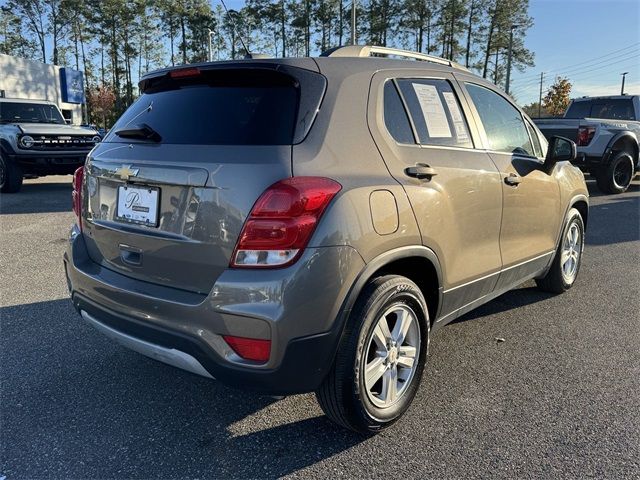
450, 283, 552, 325
0, 179, 72, 214
1, 299, 365, 478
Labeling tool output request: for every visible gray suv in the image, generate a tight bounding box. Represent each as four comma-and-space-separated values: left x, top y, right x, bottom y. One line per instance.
0, 98, 100, 192
64, 46, 589, 433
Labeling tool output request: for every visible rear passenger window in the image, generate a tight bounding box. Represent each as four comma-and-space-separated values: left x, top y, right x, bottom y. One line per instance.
397, 79, 473, 148
465, 83, 534, 156
383, 82, 415, 144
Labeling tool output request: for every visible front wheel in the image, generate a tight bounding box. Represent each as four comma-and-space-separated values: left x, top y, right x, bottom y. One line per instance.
0, 153, 23, 193
595, 151, 634, 194
536, 208, 585, 293
316, 275, 429, 434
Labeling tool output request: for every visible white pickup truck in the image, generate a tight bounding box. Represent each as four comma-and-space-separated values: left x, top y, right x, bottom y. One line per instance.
535, 95, 639, 194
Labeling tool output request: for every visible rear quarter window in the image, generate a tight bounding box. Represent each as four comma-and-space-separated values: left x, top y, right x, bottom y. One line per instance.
383, 81, 415, 144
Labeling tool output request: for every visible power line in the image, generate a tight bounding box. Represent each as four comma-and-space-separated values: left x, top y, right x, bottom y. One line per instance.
512, 53, 640, 89
513, 49, 640, 87
513, 42, 640, 83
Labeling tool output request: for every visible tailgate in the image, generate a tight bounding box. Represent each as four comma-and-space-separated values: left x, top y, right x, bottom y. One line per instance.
83, 145, 292, 294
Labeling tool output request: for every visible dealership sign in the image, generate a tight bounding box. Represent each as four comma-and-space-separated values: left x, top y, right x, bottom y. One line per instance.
60, 68, 85, 104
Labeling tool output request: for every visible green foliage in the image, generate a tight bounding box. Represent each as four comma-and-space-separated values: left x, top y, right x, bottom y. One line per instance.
543, 76, 572, 117
0, 0, 535, 127
522, 101, 551, 119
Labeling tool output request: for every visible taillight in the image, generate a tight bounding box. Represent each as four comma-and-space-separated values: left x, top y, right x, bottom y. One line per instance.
577, 126, 595, 146
169, 67, 201, 79
223, 335, 271, 363
231, 177, 342, 268
72, 166, 84, 229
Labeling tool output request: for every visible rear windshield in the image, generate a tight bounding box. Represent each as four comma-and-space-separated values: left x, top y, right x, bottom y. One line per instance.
107, 70, 299, 145
565, 99, 635, 120
0, 102, 65, 124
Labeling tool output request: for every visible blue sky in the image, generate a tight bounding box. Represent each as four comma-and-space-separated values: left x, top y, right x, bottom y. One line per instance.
508, 0, 640, 103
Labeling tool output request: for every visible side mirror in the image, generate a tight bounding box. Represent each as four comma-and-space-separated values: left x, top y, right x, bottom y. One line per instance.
544, 136, 577, 172
544, 135, 576, 172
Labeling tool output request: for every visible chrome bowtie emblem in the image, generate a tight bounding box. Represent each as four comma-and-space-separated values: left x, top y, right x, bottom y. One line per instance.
114, 165, 139, 181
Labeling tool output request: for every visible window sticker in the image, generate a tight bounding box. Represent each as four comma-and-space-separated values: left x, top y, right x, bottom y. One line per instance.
411, 83, 452, 138
454, 123, 469, 142
442, 91, 470, 142
442, 92, 463, 122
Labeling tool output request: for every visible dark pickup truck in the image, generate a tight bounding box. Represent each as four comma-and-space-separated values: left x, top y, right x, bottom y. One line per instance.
535, 95, 639, 194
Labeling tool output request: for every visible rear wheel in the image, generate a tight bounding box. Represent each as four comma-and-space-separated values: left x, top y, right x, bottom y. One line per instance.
536, 208, 584, 293
595, 151, 634, 194
0, 153, 23, 193
316, 275, 429, 434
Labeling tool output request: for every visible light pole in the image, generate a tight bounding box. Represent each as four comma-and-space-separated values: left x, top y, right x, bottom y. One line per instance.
207, 28, 214, 62
505, 24, 520, 95
351, 0, 357, 45
621, 72, 629, 95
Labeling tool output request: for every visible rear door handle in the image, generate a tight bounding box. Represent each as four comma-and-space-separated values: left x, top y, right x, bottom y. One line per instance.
504, 173, 522, 186
405, 163, 438, 180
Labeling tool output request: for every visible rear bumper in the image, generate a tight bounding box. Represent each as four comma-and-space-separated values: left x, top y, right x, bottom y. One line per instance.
64, 227, 365, 394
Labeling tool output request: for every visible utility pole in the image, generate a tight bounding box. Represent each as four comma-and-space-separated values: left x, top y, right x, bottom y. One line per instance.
207, 29, 214, 62
505, 24, 519, 95
351, 0, 357, 45
621, 72, 629, 95
538, 72, 544, 118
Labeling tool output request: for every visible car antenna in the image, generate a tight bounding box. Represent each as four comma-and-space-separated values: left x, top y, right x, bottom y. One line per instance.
218, 0, 251, 58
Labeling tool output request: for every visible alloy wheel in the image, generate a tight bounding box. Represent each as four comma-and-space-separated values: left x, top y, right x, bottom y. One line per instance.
561, 222, 581, 283
363, 304, 421, 408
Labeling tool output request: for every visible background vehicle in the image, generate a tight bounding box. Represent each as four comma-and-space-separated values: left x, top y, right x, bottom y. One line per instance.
64, 46, 588, 434
535, 95, 640, 194
0, 98, 100, 193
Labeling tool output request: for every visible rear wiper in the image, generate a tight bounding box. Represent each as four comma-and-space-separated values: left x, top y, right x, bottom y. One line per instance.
114, 123, 161, 142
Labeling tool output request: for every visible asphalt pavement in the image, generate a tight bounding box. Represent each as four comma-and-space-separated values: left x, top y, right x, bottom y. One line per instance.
1, 175, 639, 479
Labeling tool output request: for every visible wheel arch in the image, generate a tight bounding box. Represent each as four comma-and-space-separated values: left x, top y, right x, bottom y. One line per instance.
571, 198, 589, 231
605, 131, 639, 168
341, 246, 444, 327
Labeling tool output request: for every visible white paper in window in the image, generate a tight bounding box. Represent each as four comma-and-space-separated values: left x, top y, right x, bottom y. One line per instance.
442, 92, 463, 122
443, 91, 470, 142
454, 122, 469, 142
411, 83, 451, 138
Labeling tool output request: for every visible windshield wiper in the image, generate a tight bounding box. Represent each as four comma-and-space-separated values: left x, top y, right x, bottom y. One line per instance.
114, 123, 162, 142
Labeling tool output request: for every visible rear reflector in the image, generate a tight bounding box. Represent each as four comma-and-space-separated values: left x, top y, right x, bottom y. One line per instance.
169, 67, 201, 79
223, 335, 271, 363
72, 166, 84, 230
231, 177, 342, 268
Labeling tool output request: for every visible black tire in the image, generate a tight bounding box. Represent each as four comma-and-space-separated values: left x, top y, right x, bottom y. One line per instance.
0, 152, 23, 193
316, 275, 430, 434
595, 151, 634, 194
536, 208, 584, 294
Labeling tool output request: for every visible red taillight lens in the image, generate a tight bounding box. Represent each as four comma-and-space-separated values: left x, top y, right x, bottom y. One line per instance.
72, 166, 84, 229
577, 126, 595, 146
231, 177, 342, 268
223, 335, 271, 363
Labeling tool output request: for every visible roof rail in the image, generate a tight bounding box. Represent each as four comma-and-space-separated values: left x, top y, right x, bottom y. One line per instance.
321, 45, 468, 71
